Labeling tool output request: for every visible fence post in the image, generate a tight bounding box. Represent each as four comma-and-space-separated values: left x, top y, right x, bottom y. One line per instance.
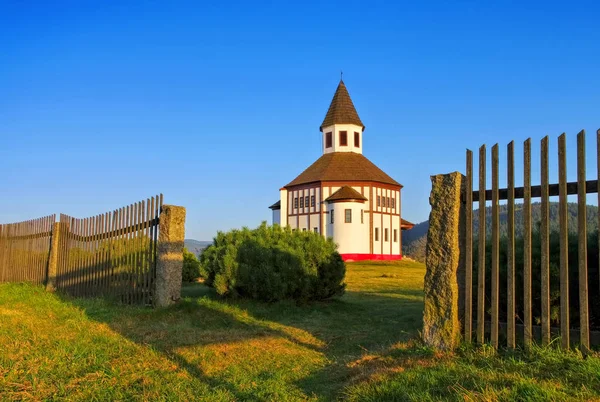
155, 205, 186, 307
46, 222, 61, 291
423, 172, 465, 351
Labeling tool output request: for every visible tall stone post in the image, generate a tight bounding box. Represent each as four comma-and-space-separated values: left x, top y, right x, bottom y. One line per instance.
46, 222, 61, 292
423, 172, 465, 350
155, 205, 186, 307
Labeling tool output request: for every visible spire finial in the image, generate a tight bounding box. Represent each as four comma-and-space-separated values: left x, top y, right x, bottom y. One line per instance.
340, 70, 343, 81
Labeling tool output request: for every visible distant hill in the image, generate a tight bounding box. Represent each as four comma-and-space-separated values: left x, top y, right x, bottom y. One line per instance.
184, 239, 212, 256
402, 202, 599, 263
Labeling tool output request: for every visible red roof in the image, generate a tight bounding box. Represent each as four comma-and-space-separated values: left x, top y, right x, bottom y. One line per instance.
325, 186, 368, 203
285, 152, 401, 188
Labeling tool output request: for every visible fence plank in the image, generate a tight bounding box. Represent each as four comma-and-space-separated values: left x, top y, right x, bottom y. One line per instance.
524, 138, 533, 347
507, 141, 516, 349
477, 145, 486, 344
145, 198, 152, 304
541, 136, 551, 345
150, 196, 157, 294
136, 201, 143, 304
465, 150, 473, 343
558, 133, 570, 349
577, 130, 590, 355
491, 144, 500, 349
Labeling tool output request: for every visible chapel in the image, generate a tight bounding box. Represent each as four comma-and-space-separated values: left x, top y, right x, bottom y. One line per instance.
269, 80, 413, 261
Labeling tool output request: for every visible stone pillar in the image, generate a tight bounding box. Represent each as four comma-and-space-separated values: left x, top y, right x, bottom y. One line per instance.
423, 172, 465, 350
155, 205, 186, 307
46, 222, 61, 292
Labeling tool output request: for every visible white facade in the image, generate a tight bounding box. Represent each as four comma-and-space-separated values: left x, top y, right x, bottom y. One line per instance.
321, 123, 363, 154
326, 201, 369, 254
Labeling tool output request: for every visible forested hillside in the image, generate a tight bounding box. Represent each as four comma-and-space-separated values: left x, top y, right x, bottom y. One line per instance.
402, 202, 599, 262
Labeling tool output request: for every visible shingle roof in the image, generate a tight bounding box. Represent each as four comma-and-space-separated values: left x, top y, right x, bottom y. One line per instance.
320, 80, 365, 132
325, 186, 368, 203
285, 152, 401, 187
401, 219, 415, 229
268, 200, 281, 210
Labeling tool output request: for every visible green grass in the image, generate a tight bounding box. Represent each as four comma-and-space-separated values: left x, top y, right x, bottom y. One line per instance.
1, 260, 599, 401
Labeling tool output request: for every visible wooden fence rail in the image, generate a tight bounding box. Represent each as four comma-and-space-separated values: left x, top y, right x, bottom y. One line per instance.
464, 129, 600, 354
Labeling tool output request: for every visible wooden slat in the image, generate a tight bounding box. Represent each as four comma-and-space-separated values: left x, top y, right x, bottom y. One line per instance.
491, 144, 500, 349
84, 217, 90, 297
558, 133, 570, 349
477, 145, 486, 344
465, 150, 473, 343
507, 141, 516, 349
136, 201, 142, 303
150, 196, 157, 293
110, 209, 118, 296
126, 204, 132, 304
540, 136, 551, 345
577, 130, 590, 355
469, 179, 598, 202
104, 212, 110, 295
145, 198, 152, 304
117, 208, 124, 298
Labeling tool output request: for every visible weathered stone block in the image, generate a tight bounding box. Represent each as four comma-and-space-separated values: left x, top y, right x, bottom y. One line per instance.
155, 205, 186, 307
423, 172, 465, 350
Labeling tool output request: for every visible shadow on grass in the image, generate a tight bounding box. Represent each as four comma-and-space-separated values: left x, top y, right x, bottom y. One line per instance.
57, 269, 424, 400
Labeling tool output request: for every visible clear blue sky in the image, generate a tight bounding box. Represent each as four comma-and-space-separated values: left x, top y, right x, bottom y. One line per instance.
2, 1, 599, 240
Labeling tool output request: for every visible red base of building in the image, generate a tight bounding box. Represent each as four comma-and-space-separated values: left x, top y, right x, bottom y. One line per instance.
340, 253, 403, 262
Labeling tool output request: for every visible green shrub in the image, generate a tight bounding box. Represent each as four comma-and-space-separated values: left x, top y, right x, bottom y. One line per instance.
199, 222, 345, 302
182, 248, 201, 282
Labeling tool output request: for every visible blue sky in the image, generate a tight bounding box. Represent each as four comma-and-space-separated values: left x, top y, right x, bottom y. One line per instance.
1, 1, 599, 240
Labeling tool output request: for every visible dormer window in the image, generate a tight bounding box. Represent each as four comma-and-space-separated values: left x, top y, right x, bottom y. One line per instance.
354, 132, 360, 147
339, 131, 347, 146
325, 132, 332, 148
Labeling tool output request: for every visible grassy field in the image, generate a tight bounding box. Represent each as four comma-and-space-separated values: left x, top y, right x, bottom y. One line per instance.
1, 260, 599, 401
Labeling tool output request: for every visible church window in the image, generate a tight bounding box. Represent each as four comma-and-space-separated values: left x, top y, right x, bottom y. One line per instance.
345, 209, 352, 223
361, 209, 364, 224
385, 228, 389, 242
387, 197, 390, 208
311, 195, 315, 207
294, 197, 298, 209
394, 229, 398, 242
340, 131, 347, 146
300, 197, 304, 208
392, 197, 395, 209
375, 228, 379, 241
326, 132, 332, 148
377, 196, 380, 207
354, 132, 360, 147
314, 227, 318, 233
330, 210, 334, 224
305, 196, 309, 207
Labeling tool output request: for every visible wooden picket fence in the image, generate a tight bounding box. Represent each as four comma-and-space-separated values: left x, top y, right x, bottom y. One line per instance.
464, 129, 600, 354
0, 215, 55, 284
55, 195, 163, 304
0, 195, 163, 305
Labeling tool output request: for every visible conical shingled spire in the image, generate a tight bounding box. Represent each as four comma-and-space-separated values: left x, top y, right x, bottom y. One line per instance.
320, 80, 365, 132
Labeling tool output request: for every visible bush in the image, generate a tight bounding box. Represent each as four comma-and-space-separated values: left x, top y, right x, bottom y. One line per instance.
182, 248, 201, 282
199, 222, 346, 302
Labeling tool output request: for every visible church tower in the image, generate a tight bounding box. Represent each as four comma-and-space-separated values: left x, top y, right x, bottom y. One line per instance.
320, 80, 365, 155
